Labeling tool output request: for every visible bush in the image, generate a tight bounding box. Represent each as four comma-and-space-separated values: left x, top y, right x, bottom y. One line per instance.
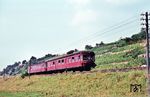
116, 40, 127, 47
85, 45, 93, 50
124, 48, 144, 59
21, 71, 28, 79
131, 31, 146, 42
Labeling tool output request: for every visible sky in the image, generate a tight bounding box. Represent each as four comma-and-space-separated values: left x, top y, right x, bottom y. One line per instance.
0, 0, 150, 71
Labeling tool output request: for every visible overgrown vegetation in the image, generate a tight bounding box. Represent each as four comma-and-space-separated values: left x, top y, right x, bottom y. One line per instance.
0, 70, 147, 97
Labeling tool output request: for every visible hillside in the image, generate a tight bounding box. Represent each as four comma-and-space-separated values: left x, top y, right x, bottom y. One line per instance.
92, 41, 146, 70
0, 70, 147, 97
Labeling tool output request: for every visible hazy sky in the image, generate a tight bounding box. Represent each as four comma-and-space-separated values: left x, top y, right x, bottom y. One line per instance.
0, 0, 149, 71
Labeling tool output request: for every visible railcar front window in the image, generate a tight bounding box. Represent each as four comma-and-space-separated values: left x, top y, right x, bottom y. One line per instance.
83, 55, 94, 61
83, 55, 89, 60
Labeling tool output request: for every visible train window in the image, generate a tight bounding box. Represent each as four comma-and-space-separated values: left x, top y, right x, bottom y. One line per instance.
72, 57, 74, 62
58, 60, 61, 64
72, 57, 74, 59
62, 59, 64, 63
83, 55, 91, 60
53, 62, 55, 65
49, 62, 51, 66
78, 56, 80, 60
83, 55, 88, 60
69, 58, 71, 63
75, 56, 78, 62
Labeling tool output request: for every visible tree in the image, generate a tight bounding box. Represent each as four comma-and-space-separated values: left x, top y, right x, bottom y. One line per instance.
67, 50, 74, 54
124, 37, 132, 43
22, 60, 27, 64
96, 41, 104, 47
85, 45, 93, 50
116, 39, 127, 47
74, 49, 79, 52
29, 56, 37, 64
66, 49, 79, 54
131, 31, 146, 42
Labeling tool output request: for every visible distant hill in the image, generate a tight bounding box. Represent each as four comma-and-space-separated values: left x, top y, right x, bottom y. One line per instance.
0, 54, 57, 76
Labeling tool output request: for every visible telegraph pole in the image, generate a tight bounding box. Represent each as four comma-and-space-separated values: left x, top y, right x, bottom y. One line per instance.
141, 12, 150, 95
3, 68, 5, 80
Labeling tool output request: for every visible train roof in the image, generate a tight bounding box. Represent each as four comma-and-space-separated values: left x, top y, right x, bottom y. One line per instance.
45, 50, 94, 62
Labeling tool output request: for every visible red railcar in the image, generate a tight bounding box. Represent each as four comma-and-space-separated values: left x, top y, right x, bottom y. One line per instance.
28, 62, 46, 74
28, 51, 95, 74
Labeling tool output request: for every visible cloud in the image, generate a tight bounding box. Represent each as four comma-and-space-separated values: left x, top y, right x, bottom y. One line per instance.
105, 0, 140, 5
71, 9, 97, 26
67, 0, 91, 9
67, 0, 98, 32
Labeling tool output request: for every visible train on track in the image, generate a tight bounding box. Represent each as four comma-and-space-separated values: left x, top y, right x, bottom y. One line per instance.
28, 51, 96, 74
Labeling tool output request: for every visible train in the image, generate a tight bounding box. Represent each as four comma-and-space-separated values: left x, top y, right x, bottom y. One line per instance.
28, 51, 96, 74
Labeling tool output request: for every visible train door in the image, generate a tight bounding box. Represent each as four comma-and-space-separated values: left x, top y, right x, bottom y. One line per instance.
45, 61, 47, 71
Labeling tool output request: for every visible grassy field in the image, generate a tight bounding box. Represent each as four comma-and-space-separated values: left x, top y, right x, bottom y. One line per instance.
0, 70, 147, 97
0, 91, 41, 97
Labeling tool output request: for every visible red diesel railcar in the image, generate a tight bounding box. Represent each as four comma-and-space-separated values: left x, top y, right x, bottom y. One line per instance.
28, 51, 95, 74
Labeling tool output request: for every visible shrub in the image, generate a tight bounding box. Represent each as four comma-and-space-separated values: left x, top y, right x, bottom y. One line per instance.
124, 48, 144, 59
21, 71, 28, 79
116, 39, 127, 47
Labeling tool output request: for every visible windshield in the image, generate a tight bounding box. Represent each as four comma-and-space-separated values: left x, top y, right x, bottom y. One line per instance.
83, 55, 94, 61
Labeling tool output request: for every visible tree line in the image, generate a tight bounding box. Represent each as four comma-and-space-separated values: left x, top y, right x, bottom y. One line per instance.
85, 30, 146, 50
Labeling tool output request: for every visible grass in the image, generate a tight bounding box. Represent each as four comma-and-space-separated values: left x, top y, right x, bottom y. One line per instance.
0, 91, 41, 97
0, 70, 147, 97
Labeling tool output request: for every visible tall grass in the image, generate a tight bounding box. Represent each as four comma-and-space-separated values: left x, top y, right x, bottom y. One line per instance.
0, 70, 147, 97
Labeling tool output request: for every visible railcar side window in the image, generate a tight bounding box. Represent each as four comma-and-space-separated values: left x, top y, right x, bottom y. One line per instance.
62, 59, 64, 64
72, 57, 74, 62
69, 58, 71, 63
53, 62, 55, 65
75, 56, 78, 62
58, 60, 60, 63
49, 62, 51, 66
78, 56, 80, 60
